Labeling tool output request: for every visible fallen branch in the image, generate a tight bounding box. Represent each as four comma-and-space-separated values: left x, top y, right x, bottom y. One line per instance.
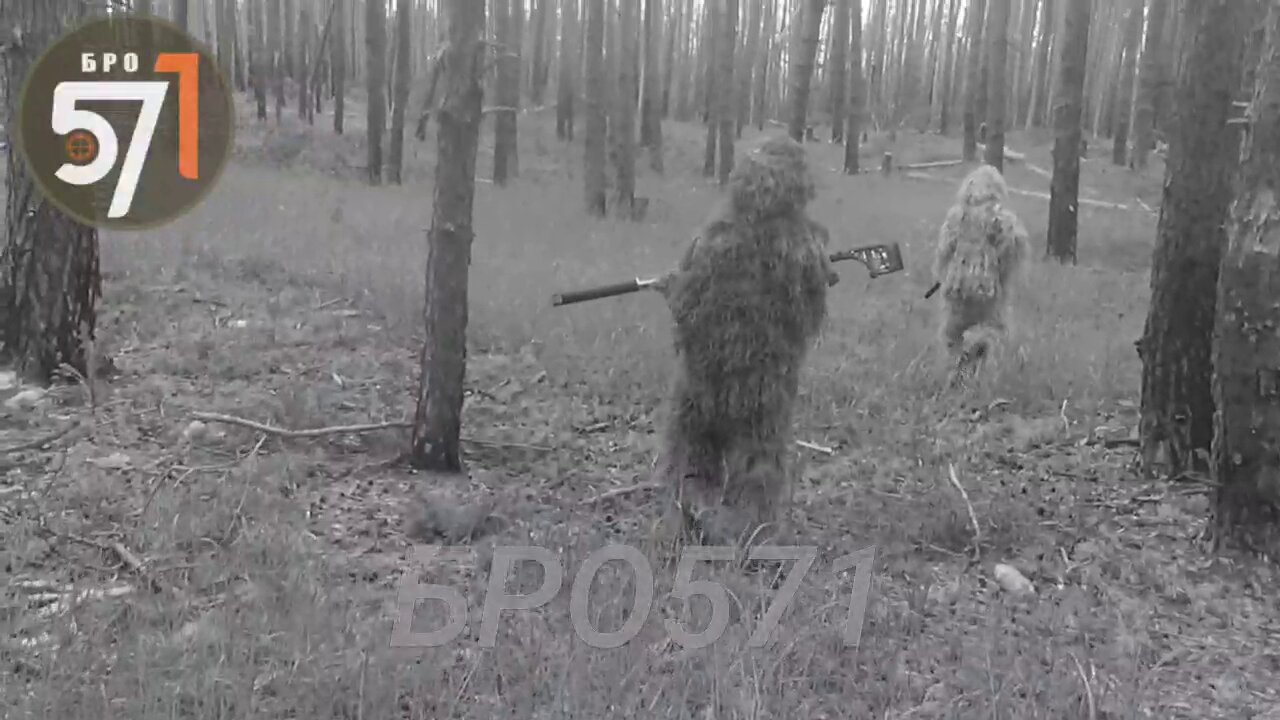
1, 423, 78, 454
191, 412, 553, 451
947, 463, 982, 562
580, 481, 660, 506
897, 158, 965, 171
795, 439, 835, 455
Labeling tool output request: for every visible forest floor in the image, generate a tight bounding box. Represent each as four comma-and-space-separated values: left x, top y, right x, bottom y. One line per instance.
3, 96, 1280, 719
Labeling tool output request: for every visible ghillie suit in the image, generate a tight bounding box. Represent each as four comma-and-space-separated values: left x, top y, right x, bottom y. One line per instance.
932, 164, 1029, 386
652, 136, 837, 547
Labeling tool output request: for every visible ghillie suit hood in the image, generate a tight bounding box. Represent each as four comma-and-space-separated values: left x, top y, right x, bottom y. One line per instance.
665, 135, 832, 428
933, 164, 1028, 304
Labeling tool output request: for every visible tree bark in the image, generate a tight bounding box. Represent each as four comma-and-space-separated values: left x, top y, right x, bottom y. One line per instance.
788, 0, 828, 142
411, 0, 485, 473
250, 0, 268, 120
961, 0, 986, 160
583, 0, 607, 215
612, 0, 638, 211
268, 0, 284, 122
1111, 0, 1141, 165
366, 0, 387, 184
174, 0, 189, 31
494, 0, 521, 185
1, 0, 101, 385
716, 0, 737, 184
829, 0, 849, 143
1211, 0, 1280, 556
641, 0, 665, 172
1139, 0, 1252, 478
753, 0, 775, 129
844, 0, 864, 173
557, 0, 579, 139
702, 0, 718, 176
530, 0, 550, 105
983, 0, 1010, 170
1045, 0, 1089, 264
389, 0, 413, 184
1132, 0, 1166, 170
299, 3, 312, 119
1028, 0, 1053, 128
333, 0, 346, 133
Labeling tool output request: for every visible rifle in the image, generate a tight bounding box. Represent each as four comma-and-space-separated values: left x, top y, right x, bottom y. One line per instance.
551, 242, 905, 307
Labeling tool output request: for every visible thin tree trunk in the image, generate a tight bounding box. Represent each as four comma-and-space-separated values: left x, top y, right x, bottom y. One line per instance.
530, 0, 550, 105
494, 0, 519, 185
717, 0, 737, 184
174, 0, 189, 30
1211, 0, 1280, 556
753, 0, 775, 129
557, 0, 578, 138
411, 0, 486, 473
366, 0, 387, 184
1111, 0, 1141, 165
217, 0, 234, 85
333, 0, 346, 132
788, 0, 828, 141
830, 0, 848, 142
938, 0, 959, 133
962, 0, 986, 159
1027, 0, 1053, 128
251, 0, 268, 119
284, 0, 296, 78
844, 0, 864, 172
702, 0, 718, 176
268, 0, 284, 121
230, 0, 245, 91
299, 3, 312, 118
389, 0, 413, 184
583, 0, 607, 215
612, 0, 638, 212
641, 0, 665, 172
1131, 0, 1166, 170
1138, 0, 1252, 478
983, 0, 1010, 169
1045, 0, 1089, 263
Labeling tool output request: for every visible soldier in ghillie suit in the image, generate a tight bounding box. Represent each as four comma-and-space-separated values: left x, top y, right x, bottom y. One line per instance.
931, 164, 1029, 387
650, 136, 838, 547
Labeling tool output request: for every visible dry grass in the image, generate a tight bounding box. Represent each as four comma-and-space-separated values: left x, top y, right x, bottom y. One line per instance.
2, 97, 1278, 720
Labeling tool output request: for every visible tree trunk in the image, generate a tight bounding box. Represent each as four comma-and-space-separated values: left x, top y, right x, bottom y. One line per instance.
1045, 0, 1089, 264
557, 0, 578, 139
299, 3, 312, 118
829, 0, 848, 143
1111, 0, 1141, 165
268, 0, 284, 122
844, 0, 864, 172
333, 0, 346, 132
495, 0, 521, 185
702, 0, 718, 176
284, 0, 295, 78
788, 0, 827, 142
753, 0, 775, 129
366, 0, 387, 184
1027, 0, 1053, 128
1211, 1, 1280, 556
642, 0, 665, 172
389, 0, 413, 184
1, 0, 102, 385
983, 0, 1010, 169
1132, 0, 1166, 170
251, 0, 268, 120
410, 0, 485, 473
1138, 0, 1252, 478
662, 0, 682, 117
938, 0, 959, 134
612, 0, 639, 213
715, 0, 737, 184
583, 0, 608, 215
217, 0, 234, 85
961, 0, 986, 160
530, 0, 550, 105
174, 0, 189, 30
230, 0, 245, 91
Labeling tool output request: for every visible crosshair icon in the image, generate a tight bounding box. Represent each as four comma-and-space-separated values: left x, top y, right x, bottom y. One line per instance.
64, 130, 97, 165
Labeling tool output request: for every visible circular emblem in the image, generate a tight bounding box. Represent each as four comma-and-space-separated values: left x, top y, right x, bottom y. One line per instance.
16, 16, 234, 231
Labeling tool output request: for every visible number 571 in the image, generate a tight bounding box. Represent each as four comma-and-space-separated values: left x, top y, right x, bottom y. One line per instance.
52, 52, 199, 219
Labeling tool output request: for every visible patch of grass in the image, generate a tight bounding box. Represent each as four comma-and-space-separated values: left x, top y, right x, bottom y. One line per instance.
3, 101, 1276, 720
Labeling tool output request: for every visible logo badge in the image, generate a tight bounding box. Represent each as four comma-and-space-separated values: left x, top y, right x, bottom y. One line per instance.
16, 16, 234, 231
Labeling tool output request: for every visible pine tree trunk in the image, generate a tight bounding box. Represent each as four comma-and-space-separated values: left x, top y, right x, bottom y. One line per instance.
174, 0, 189, 30
868, 0, 887, 125
641, 0, 665, 171
1211, 1, 1280, 556
1111, 0, 1141, 165
267, 0, 284, 122
217, 0, 235, 85
284, 0, 296, 78
1131, 0, 1166, 170
612, 0, 638, 212
938, 0, 959, 133
1139, 0, 1251, 478
662, 0, 682, 117
411, 0, 485, 473
366, 0, 387, 184
983, 0, 1010, 169
299, 3, 312, 118
583, 0, 608, 215
753, 0, 775, 129
530, 0, 550, 105
788, 0, 828, 141
251, 0, 269, 119
717, 0, 737, 184
389, 0, 413, 184
230, 0, 246, 91
829, 0, 849, 142
1045, 0, 1089, 263
1027, 0, 1053, 128
333, 0, 346, 132
557, 0, 579, 139
1, 0, 102, 385
962, 0, 986, 160
844, 0, 864, 172
494, 0, 519, 185
702, 0, 718, 176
